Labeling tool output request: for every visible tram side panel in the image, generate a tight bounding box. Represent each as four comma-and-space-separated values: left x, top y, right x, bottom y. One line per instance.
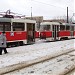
35, 31, 40, 41
58, 24, 71, 40
6, 31, 27, 43
58, 31, 71, 40
40, 31, 52, 41
40, 30, 71, 41
74, 31, 75, 38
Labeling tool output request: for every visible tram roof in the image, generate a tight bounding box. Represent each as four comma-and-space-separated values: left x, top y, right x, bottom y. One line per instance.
40, 22, 75, 26
0, 17, 36, 23
40, 22, 60, 25
62, 23, 75, 26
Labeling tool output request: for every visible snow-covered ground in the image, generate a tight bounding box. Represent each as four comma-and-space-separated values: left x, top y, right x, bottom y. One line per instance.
5, 51, 75, 75
0, 39, 75, 74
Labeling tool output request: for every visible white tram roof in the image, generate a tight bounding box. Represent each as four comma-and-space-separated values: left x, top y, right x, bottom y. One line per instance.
62, 23, 75, 26
40, 22, 60, 25
40, 22, 75, 26
0, 17, 36, 23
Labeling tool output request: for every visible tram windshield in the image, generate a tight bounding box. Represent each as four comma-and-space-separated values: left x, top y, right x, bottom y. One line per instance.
0, 22, 11, 31
40, 25, 51, 31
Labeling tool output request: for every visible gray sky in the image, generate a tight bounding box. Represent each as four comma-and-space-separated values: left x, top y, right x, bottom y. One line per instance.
0, 0, 74, 19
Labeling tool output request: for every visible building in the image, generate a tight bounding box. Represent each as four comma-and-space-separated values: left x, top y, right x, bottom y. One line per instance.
26, 16, 43, 30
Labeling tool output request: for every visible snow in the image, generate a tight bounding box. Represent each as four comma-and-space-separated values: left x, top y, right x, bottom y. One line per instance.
4, 51, 75, 75
0, 39, 75, 74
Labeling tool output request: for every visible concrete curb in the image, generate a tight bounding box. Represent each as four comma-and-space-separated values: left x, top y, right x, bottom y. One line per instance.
0, 48, 75, 74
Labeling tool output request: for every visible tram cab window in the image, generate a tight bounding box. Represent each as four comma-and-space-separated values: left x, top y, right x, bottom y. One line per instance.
66, 25, 70, 30
40, 25, 50, 31
13, 22, 25, 31
60, 25, 65, 30
0, 22, 11, 31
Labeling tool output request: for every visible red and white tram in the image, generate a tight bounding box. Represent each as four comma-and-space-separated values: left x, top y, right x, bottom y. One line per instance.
0, 17, 39, 47
40, 22, 75, 41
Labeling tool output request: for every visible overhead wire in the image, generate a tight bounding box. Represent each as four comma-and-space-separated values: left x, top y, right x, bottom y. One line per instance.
31, 0, 74, 13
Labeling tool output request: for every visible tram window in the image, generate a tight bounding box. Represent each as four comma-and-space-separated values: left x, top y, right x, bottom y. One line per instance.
40, 25, 50, 31
60, 25, 65, 30
74, 26, 75, 30
55, 25, 59, 31
43, 25, 50, 31
0, 23, 11, 31
5, 24, 11, 31
0, 24, 3, 31
46, 25, 50, 30
40, 25, 43, 31
13, 22, 25, 31
66, 25, 70, 30
71, 26, 74, 31
52, 25, 54, 31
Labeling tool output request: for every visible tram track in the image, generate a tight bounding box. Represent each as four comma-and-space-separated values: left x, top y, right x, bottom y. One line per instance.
66, 69, 75, 75
1, 49, 75, 75
4, 50, 75, 75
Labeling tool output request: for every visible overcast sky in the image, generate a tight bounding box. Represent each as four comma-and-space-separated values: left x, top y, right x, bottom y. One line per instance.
0, 0, 74, 19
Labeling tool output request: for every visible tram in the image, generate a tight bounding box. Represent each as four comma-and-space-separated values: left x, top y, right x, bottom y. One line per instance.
40, 22, 75, 41
0, 16, 39, 47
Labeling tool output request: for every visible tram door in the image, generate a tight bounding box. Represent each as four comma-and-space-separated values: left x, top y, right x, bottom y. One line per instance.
27, 23, 35, 44
70, 26, 74, 38
52, 25, 59, 40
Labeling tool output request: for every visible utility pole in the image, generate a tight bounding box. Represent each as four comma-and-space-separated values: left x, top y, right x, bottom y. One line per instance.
67, 7, 69, 23
31, 7, 32, 19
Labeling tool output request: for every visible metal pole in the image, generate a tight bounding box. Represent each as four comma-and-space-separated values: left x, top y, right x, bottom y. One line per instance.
67, 7, 69, 23
31, 7, 32, 19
